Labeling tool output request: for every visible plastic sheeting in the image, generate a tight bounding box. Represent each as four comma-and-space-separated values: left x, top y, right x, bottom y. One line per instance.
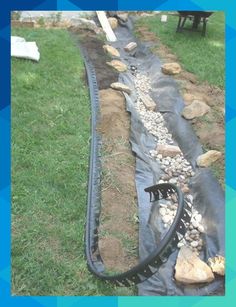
108, 18, 225, 295
11, 36, 40, 62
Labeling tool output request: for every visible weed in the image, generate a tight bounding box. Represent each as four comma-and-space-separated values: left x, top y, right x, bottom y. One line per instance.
37, 16, 45, 27
50, 12, 62, 26
11, 11, 21, 21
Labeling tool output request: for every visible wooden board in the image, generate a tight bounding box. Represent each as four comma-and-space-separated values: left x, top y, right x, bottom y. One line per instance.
96, 11, 117, 42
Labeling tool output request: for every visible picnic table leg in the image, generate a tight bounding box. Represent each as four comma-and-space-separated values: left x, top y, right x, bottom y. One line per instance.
202, 18, 207, 36
192, 15, 201, 29
180, 17, 187, 31
176, 16, 182, 32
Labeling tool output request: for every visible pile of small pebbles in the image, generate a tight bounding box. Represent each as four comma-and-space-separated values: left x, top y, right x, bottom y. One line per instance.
177, 207, 205, 255
132, 71, 205, 254
134, 73, 173, 144
159, 198, 204, 255
150, 152, 195, 193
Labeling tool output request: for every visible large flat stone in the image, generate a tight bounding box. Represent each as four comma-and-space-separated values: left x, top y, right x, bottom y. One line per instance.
182, 100, 210, 119
156, 144, 182, 157
110, 82, 131, 94
196, 150, 222, 167
124, 42, 137, 52
71, 17, 102, 34
183, 93, 195, 105
208, 255, 225, 276
106, 60, 127, 72
139, 92, 156, 111
117, 13, 128, 22
103, 45, 120, 57
175, 246, 215, 284
161, 62, 181, 75
108, 17, 118, 29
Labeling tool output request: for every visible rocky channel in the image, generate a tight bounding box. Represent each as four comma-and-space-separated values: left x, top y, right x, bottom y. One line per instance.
100, 33, 224, 289
133, 71, 206, 255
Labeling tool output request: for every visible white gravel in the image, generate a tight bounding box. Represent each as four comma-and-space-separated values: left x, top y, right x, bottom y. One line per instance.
133, 72, 204, 255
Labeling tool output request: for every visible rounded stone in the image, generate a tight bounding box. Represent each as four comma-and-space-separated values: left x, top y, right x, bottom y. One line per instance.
190, 241, 199, 248
192, 220, 199, 228
169, 178, 177, 184
162, 215, 171, 224
194, 214, 202, 223
198, 225, 205, 233
191, 229, 198, 235
177, 242, 185, 248
159, 208, 166, 216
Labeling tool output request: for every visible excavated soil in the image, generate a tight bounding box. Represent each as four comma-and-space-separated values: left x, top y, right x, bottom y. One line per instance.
98, 89, 138, 272
72, 29, 119, 89
75, 30, 138, 272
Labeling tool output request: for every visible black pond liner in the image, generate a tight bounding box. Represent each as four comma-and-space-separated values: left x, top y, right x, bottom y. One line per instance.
81, 46, 193, 288
81, 16, 225, 295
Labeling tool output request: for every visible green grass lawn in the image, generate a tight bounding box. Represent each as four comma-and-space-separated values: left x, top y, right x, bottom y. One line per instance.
135, 11, 225, 88
11, 28, 133, 296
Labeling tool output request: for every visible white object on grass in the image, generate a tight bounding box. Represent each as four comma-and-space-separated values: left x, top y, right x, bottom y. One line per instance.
11, 36, 26, 44
96, 11, 117, 42
11, 36, 40, 62
161, 15, 168, 22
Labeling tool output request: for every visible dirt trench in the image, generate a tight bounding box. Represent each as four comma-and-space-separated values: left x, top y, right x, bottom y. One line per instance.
76, 31, 138, 272
98, 89, 138, 271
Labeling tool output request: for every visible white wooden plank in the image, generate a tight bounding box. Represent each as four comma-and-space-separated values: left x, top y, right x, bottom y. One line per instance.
96, 11, 117, 42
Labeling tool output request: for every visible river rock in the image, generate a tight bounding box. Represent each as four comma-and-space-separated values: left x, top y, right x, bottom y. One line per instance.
183, 93, 195, 105
182, 185, 190, 194
106, 60, 127, 72
161, 62, 181, 75
103, 45, 120, 57
194, 214, 202, 223
177, 241, 185, 248
156, 144, 181, 157
110, 82, 131, 94
159, 207, 166, 216
196, 150, 222, 167
208, 255, 225, 276
139, 92, 156, 111
190, 240, 199, 248
124, 42, 137, 52
162, 215, 171, 224
108, 17, 118, 29
117, 12, 128, 22
198, 225, 204, 233
71, 18, 102, 34
175, 246, 215, 284
182, 100, 210, 119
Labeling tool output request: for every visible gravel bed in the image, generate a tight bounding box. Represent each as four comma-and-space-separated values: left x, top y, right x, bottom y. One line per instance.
133, 72, 204, 255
